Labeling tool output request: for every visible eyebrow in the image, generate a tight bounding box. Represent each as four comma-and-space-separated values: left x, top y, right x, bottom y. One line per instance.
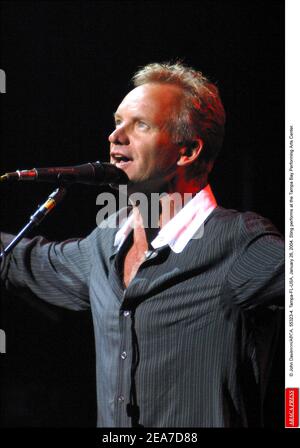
113, 112, 149, 122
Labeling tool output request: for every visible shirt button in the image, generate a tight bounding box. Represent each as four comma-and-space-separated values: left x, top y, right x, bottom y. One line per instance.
150, 250, 158, 259
121, 351, 127, 360
118, 395, 125, 403
123, 311, 130, 317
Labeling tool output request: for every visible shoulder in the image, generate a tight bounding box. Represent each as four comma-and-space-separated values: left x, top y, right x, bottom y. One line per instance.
208, 206, 283, 238
84, 206, 130, 253
203, 207, 283, 256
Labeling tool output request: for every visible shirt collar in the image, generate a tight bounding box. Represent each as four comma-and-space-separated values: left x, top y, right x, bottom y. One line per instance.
114, 184, 217, 253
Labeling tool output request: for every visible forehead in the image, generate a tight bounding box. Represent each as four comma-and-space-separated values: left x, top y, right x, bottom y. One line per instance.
116, 83, 183, 121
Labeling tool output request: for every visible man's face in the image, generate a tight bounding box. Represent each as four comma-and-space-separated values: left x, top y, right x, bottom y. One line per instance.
109, 83, 183, 184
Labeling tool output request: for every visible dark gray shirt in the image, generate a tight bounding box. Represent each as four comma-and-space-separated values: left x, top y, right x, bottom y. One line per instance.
0, 207, 284, 427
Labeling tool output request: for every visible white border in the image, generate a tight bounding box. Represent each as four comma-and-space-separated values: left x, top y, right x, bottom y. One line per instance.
285, 0, 300, 427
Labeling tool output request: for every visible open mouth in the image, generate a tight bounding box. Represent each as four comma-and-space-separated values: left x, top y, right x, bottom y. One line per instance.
111, 154, 133, 168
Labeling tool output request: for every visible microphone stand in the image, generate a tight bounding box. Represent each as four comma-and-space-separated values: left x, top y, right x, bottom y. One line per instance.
0, 186, 67, 260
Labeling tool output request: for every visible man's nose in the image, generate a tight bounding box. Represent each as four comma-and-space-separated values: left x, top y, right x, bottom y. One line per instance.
108, 125, 130, 145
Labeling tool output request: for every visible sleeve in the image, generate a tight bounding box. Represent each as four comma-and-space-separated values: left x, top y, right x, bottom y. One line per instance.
222, 212, 284, 310
0, 231, 95, 311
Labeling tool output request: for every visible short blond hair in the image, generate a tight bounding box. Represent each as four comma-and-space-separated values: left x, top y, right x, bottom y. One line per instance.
132, 62, 225, 178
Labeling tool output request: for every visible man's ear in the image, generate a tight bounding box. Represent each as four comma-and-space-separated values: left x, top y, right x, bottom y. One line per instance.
177, 138, 204, 166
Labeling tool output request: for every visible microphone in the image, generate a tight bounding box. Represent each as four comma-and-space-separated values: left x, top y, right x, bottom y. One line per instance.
0, 161, 129, 186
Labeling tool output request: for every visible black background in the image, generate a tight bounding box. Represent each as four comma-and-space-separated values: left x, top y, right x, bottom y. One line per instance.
0, 0, 284, 427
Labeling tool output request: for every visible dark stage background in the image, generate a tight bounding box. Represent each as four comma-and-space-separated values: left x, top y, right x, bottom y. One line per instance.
0, 1, 284, 427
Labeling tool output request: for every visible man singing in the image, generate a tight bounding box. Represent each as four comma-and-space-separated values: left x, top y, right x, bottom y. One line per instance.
1, 62, 284, 427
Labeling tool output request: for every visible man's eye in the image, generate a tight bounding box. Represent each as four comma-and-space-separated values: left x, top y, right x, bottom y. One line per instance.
137, 121, 149, 129
115, 120, 122, 126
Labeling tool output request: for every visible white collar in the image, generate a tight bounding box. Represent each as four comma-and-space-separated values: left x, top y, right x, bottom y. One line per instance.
114, 184, 217, 254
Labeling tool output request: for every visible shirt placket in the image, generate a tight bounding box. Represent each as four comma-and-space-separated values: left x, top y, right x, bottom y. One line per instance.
114, 296, 132, 426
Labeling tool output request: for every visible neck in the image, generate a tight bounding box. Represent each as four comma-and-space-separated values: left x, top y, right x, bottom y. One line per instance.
129, 174, 208, 233
164, 174, 207, 196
